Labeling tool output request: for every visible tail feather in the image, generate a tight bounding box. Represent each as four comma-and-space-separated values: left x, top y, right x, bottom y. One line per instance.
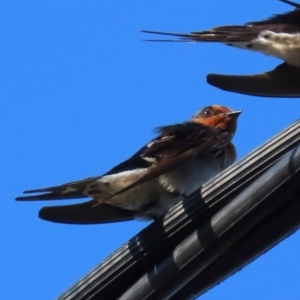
142, 27, 258, 43
16, 176, 98, 201
141, 30, 193, 38
16, 192, 88, 201
143, 39, 194, 42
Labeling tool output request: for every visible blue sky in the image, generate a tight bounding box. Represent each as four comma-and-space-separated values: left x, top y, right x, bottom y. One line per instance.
2, 0, 300, 299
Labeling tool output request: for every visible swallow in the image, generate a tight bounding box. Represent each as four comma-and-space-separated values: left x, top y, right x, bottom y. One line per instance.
16, 105, 241, 225
142, 0, 300, 97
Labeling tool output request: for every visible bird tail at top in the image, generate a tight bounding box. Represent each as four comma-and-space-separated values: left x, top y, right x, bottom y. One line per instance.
141, 30, 198, 42
141, 27, 258, 44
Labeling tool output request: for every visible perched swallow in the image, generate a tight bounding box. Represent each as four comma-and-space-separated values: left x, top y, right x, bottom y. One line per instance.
142, 0, 300, 97
16, 105, 241, 224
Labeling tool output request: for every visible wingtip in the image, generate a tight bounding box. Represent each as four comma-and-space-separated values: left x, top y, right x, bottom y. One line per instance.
207, 63, 300, 98
22, 189, 44, 194
15, 196, 29, 201
15, 194, 46, 201
17, 186, 63, 195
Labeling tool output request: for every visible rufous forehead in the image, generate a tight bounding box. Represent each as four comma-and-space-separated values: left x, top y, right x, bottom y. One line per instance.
209, 105, 232, 113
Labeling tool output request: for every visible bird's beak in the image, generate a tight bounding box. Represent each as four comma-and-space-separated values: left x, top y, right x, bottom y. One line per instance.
206, 63, 300, 98
225, 110, 242, 117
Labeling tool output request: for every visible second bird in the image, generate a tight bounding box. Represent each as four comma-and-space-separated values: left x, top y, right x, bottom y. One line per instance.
142, 0, 300, 67
16, 105, 241, 224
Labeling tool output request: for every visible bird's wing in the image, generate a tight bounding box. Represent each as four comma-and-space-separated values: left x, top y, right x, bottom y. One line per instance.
15, 146, 150, 201
142, 123, 227, 158
16, 151, 148, 223
38, 201, 135, 224
207, 62, 300, 97
103, 145, 150, 175
100, 123, 232, 200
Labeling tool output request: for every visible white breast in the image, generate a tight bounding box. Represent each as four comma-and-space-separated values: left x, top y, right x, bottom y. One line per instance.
232, 30, 300, 67
158, 153, 223, 196
86, 152, 230, 219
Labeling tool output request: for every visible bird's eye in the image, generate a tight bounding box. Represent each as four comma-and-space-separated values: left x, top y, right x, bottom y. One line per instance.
201, 108, 213, 117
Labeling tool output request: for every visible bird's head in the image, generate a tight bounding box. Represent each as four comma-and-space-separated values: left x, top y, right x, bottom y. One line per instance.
191, 105, 241, 135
